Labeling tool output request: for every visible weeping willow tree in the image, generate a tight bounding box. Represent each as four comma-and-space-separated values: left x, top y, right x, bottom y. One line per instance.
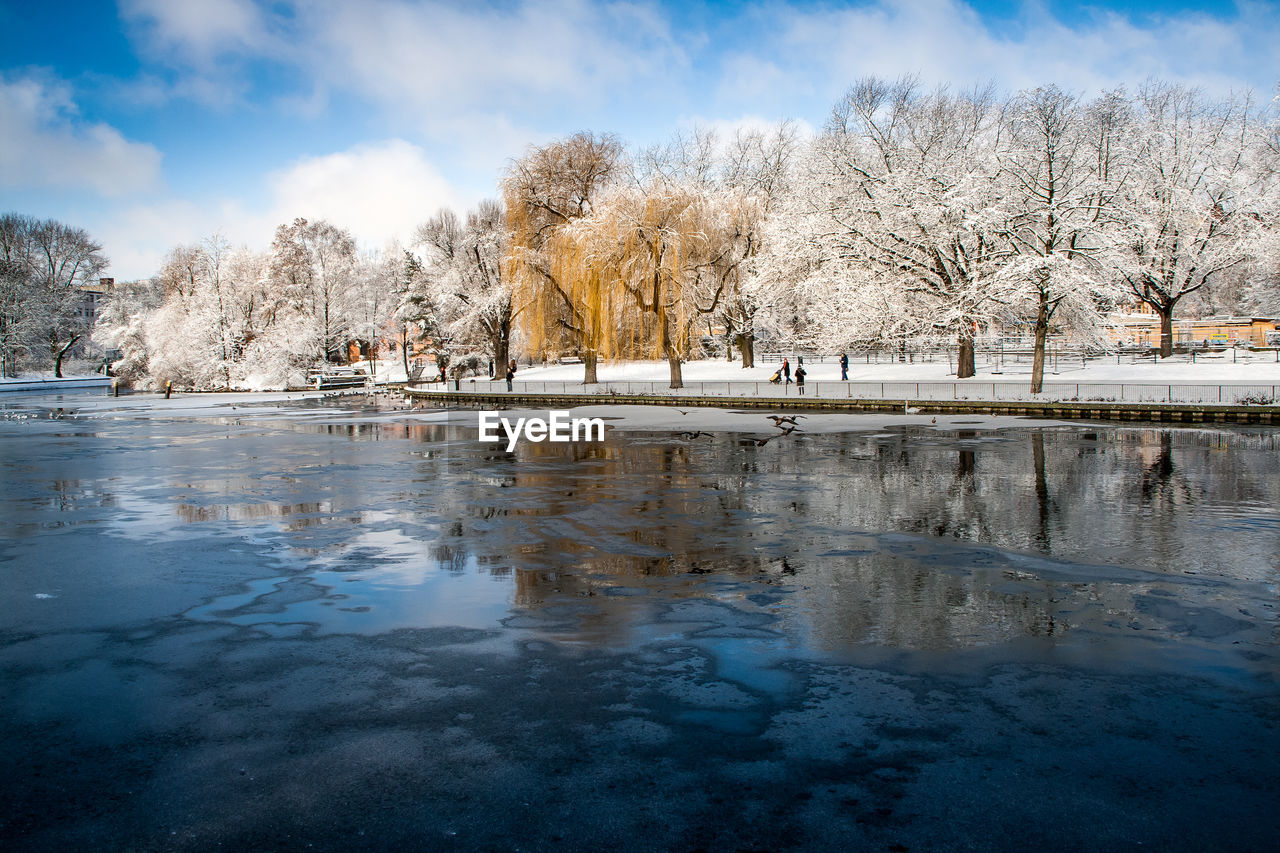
640, 124, 798, 368
503, 132, 624, 383
584, 185, 707, 389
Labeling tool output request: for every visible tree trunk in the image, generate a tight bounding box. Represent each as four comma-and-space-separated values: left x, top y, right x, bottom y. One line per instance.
52, 334, 79, 379
494, 339, 510, 387
583, 350, 598, 384
956, 327, 975, 379
1158, 306, 1173, 358
667, 353, 683, 389
656, 299, 682, 389
1030, 294, 1049, 394
739, 333, 755, 369
401, 327, 410, 381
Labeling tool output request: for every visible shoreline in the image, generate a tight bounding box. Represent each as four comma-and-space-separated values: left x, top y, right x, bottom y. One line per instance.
404, 387, 1280, 425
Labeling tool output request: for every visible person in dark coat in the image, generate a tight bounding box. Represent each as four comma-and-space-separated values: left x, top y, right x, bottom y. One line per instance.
783, 358, 791, 384
840, 352, 848, 381
505, 368, 513, 392
795, 365, 806, 394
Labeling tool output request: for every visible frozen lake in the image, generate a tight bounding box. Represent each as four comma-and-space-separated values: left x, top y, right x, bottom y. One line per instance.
2, 391, 1278, 851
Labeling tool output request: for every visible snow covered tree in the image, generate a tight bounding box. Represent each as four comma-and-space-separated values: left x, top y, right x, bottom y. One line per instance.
1242, 88, 1280, 314
93, 276, 164, 382
144, 243, 231, 388
764, 76, 1010, 378
414, 200, 519, 377
0, 214, 40, 377
394, 249, 434, 378
269, 218, 356, 363
505, 132, 625, 383
716, 124, 798, 367
1103, 84, 1271, 357
101, 237, 312, 391
0, 215, 108, 377
996, 86, 1127, 391
349, 247, 401, 379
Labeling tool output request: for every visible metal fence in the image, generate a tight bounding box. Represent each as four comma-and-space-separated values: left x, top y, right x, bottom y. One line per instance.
758, 346, 1280, 369
424, 379, 1279, 405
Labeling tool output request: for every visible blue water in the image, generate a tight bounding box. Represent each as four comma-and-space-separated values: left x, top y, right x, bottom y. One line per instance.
2, 392, 1278, 851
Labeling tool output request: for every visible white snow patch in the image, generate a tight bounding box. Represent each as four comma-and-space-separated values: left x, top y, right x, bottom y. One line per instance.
512, 355, 1280, 385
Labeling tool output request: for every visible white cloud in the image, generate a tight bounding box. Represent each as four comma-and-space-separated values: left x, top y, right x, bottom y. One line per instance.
767, 0, 1280, 100
91, 198, 230, 280
304, 0, 685, 112
118, 0, 689, 126
119, 0, 269, 64
675, 114, 816, 144
264, 139, 467, 248
0, 74, 163, 197
93, 139, 470, 279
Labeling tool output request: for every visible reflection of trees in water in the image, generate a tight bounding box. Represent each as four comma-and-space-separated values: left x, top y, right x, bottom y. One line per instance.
802, 555, 1061, 651
426, 423, 1280, 649
45, 479, 119, 513
175, 500, 332, 526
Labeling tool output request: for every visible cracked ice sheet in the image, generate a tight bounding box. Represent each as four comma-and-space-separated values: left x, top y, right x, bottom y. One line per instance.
16, 391, 331, 420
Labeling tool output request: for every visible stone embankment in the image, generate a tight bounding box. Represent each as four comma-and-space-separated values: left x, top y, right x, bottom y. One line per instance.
401, 387, 1280, 425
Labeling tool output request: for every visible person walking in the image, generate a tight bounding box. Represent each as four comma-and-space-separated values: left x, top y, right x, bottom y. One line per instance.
783, 358, 792, 384
505, 366, 514, 392
840, 352, 848, 381
795, 365, 806, 395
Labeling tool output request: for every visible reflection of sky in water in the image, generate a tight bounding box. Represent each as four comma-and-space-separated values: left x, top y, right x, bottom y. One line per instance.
184, 519, 514, 635
2, 400, 1278, 681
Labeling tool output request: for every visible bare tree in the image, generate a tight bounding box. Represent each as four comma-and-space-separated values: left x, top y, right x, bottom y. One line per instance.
504, 132, 625, 383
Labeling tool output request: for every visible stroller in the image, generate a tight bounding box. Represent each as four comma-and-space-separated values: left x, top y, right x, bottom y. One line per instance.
768, 369, 783, 384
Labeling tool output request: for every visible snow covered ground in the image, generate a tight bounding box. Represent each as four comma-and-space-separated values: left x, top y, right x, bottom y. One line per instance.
512, 352, 1280, 384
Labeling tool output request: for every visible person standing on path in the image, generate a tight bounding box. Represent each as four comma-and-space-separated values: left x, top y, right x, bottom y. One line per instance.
840, 352, 848, 381
795, 365, 806, 394
783, 358, 792, 384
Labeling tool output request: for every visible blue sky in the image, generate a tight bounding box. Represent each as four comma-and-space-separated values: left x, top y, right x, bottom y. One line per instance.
2, 0, 1277, 279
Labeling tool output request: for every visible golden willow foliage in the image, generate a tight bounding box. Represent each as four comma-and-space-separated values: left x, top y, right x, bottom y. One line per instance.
588, 185, 704, 365
503, 132, 775, 386
502, 132, 625, 377
504, 191, 624, 362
